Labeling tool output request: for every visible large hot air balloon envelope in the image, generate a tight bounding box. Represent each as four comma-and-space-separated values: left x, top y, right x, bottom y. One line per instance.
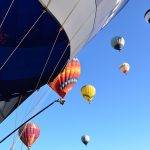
48, 58, 81, 98
81, 85, 96, 103
0, 0, 129, 123
18, 122, 40, 149
145, 9, 150, 23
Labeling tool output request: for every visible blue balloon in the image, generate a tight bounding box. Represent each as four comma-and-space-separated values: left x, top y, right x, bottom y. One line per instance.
0, 0, 129, 122
0, 0, 70, 98
0, 0, 70, 122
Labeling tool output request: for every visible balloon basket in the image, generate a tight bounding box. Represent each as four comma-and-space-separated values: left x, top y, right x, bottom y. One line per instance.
58, 98, 65, 105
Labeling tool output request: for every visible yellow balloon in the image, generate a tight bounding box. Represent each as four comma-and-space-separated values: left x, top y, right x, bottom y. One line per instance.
81, 85, 96, 103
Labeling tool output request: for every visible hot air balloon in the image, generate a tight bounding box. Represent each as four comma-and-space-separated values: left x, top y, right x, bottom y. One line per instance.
119, 63, 130, 74
145, 9, 150, 23
81, 135, 90, 146
111, 36, 125, 51
48, 58, 81, 98
81, 85, 96, 103
18, 123, 40, 149
0, 0, 129, 123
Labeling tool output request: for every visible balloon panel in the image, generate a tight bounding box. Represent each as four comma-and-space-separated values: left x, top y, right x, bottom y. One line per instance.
0, 0, 70, 98
49, 58, 81, 98
81, 85, 96, 102
19, 123, 40, 148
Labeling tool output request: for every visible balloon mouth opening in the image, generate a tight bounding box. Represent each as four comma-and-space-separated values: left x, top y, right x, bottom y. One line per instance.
123, 70, 128, 74
114, 44, 122, 50
83, 142, 88, 146
83, 94, 94, 101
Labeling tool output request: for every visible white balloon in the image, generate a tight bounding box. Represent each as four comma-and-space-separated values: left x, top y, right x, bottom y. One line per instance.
119, 63, 130, 74
145, 9, 150, 23
81, 135, 90, 145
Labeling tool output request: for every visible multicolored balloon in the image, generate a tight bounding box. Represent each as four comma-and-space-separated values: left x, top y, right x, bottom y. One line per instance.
18, 123, 40, 149
48, 58, 81, 98
81, 135, 90, 146
119, 63, 130, 74
81, 85, 96, 103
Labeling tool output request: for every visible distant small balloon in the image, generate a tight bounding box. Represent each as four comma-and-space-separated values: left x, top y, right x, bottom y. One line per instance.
81, 135, 90, 146
145, 9, 150, 23
81, 85, 96, 103
119, 63, 130, 75
18, 122, 40, 149
111, 36, 125, 51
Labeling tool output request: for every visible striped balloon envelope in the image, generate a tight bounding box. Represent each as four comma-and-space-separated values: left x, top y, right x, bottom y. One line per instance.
18, 123, 40, 149
81, 85, 96, 103
48, 58, 81, 98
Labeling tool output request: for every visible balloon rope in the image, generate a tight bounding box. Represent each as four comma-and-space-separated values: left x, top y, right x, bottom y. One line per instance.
17, 91, 49, 149
1, 5, 96, 146
2, 0, 95, 146
9, 139, 15, 150
13, 0, 81, 145
34, 0, 81, 90
0, 0, 15, 30
6, 0, 80, 148
20, 141, 23, 150
0, 10, 46, 71
82, 0, 98, 44
46, 2, 98, 81
34, 0, 81, 89
34, 28, 62, 90
22, 0, 97, 122
19, 0, 82, 124
41, 7, 99, 122
11, 95, 23, 149
66, 4, 100, 59
46, 0, 52, 8
0, 98, 65, 144
0, 0, 51, 147
0, 0, 54, 71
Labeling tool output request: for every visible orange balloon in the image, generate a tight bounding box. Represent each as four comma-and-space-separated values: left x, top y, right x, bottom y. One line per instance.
48, 58, 81, 98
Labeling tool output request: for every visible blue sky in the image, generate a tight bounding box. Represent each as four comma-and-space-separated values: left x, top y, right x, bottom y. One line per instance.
1, 0, 150, 149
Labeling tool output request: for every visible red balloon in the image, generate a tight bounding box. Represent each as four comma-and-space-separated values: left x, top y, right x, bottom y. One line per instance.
48, 58, 81, 98
18, 123, 40, 149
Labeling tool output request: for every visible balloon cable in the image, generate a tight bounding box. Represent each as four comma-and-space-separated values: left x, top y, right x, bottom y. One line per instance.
0, 0, 82, 130
0, 0, 81, 72
0, 0, 15, 30
0, 98, 65, 144
34, 0, 81, 90
21, 0, 97, 128
10, 95, 23, 149
18, 0, 82, 130
0, 10, 46, 71
4, 0, 95, 146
